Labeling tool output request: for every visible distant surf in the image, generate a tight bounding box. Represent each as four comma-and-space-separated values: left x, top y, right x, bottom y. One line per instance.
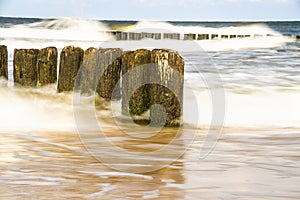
0, 17, 297, 51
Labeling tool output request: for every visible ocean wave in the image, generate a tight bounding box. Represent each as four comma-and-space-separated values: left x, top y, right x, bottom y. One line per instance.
0, 18, 295, 51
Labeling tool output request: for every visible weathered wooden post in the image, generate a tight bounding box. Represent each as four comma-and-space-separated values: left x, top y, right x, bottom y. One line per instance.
129, 32, 142, 40
121, 49, 152, 115
148, 33, 154, 39
164, 33, 180, 40
57, 46, 84, 92
13, 48, 39, 87
37, 47, 57, 86
78, 47, 98, 95
129, 32, 135, 40
0, 45, 8, 79
150, 49, 184, 126
163, 33, 169, 39
212, 34, 218, 40
198, 34, 209, 40
184, 33, 196, 40
75, 48, 122, 98
121, 32, 128, 40
141, 32, 147, 39
115, 31, 122, 40
174, 33, 180, 40
96, 48, 123, 100
121, 49, 184, 126
221, 35, 229, 39
154, 33, 161, 40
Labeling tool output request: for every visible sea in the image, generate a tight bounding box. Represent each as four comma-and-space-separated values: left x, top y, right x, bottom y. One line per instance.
0, 16, 300, 199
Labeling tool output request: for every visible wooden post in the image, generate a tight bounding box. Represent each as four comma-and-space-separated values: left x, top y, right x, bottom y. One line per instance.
163, 33, 169, 39
184, 34, 189, 40
121, 32, 128, 40
184, 33, 196, 40
198, 34, 209, 40
154, 33, 161, 40
37, 47, 57, 86
150, 49, 184, 126
163, 33, 180, 40
57, 46, 84, 92
116, 31, 122, 40
221, 35, 229, 39
121, 49, 184, 126
212, 34, 218, 40
174, 33, 180, 40
129, 32, 141, 40
96, 48, 123, 100
121, 49, 152, 115
0, 45, 8, 79
78, 47, 98, 95
13, 48, 39, 87
129, 32, 135, 40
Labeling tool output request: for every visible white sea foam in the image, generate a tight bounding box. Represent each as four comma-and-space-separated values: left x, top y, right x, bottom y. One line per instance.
189, 89, 300, 128
0, 83, 299, 133
87, 184, 117, 198
0, 18, 294, 51
133, 21, 279, 36
0, 84, 75, 132
128, 21, 293, 51
0, 18, 110, 50
78, 170, 154, 180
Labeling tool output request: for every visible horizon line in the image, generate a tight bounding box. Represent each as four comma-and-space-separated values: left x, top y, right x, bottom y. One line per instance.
0, 15, 299, 22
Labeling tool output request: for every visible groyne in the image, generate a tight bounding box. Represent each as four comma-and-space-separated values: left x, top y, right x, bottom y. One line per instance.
0, 45, 184, 127
104, 31, 299, 41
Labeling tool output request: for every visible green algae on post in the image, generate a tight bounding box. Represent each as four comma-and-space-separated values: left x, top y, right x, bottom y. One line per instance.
96, 48, 123, 100
0, 45, 8, 79
58, 46, 84, 93
37, 47, 58, 87
13, 48, 39, 87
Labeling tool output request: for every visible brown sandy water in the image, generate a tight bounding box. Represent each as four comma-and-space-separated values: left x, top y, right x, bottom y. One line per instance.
1, 120, 300, 199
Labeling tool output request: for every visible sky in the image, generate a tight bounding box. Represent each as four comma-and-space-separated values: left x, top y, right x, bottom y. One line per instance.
0, 0, 299, 21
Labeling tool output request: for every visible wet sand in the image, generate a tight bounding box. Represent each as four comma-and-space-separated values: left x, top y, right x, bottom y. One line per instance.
1, 125, 299, 199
